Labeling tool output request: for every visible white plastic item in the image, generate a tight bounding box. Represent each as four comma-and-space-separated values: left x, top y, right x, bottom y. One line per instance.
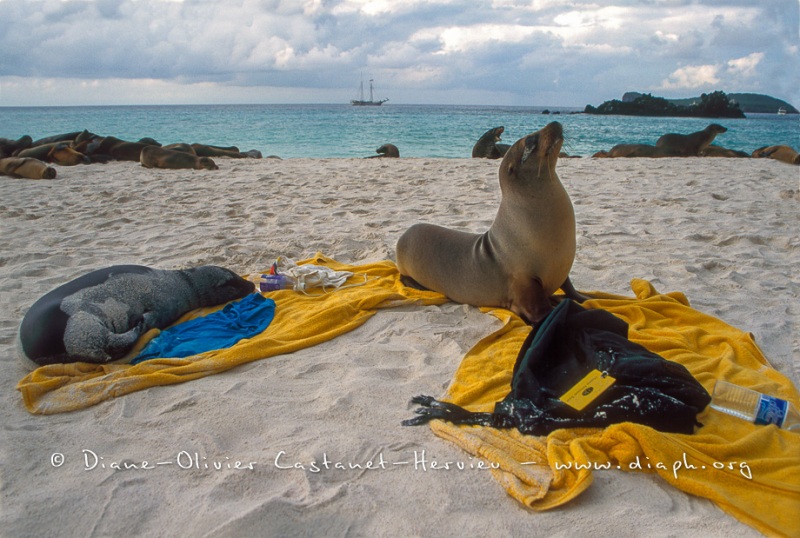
710, 380, 799, 431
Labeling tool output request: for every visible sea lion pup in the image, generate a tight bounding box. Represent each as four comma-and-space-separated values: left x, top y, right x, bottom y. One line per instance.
16, 265, 255, 367
140, 146, 219, 170
472, 126, 509, 159
752, 145, 800, 165
655, 123, 728, 156
397, 122, 587, 324
0, 157, 57, 179
367, 143, 400, 158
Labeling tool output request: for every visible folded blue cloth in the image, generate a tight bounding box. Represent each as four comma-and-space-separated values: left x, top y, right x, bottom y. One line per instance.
131, 293, 275, 364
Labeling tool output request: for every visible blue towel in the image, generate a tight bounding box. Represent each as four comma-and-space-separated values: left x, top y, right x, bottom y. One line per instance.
131, 293, 276, 364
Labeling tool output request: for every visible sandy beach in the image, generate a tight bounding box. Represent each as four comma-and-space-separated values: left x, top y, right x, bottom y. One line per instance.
1, 155, 797, 536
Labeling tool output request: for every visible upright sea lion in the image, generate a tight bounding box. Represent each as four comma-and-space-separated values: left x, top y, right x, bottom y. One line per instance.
0, 157, 57, 179
16, 265, 255, 367
472, 126, 509, 159
752, 145, 800, 165
397, 122, 586, 323
140, 146, 219, 170
655, 124, 728, 156
367, 144, 400, 158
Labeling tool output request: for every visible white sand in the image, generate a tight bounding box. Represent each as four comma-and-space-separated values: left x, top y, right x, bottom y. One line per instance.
1, 156, 797, 536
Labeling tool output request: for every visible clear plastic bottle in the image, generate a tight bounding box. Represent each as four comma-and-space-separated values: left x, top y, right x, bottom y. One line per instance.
258, 274, 295, 292
710, 380, 800, 431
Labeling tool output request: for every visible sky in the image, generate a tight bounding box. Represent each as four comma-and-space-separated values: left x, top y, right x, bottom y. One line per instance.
0, 0, 798, 107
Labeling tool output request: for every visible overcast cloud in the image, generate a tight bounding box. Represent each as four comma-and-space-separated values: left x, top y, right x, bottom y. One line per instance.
0, 0, 797, 106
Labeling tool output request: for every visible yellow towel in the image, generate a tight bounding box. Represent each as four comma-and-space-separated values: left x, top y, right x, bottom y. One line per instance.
431, 280, 800, 537
17, 254, 447, 415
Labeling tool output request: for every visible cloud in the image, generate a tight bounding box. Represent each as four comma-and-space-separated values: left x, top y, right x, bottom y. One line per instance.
0, 0, 797, 106
660, 52, 766, 91
727, 52, 764, 76
662, 64, 721, 89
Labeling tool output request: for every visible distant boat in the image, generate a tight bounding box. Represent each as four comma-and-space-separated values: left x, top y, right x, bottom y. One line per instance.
351, 76, 388, 106
777, 107, 787, 115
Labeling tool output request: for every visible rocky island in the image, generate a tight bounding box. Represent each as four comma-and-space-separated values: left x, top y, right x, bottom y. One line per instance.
584, 91, 746, 118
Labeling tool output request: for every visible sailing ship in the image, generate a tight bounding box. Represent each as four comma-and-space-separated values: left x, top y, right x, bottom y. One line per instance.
351, 76, 388, 106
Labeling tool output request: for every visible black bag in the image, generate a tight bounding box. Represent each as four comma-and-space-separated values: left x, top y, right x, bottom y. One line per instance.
404, 300, 711, 435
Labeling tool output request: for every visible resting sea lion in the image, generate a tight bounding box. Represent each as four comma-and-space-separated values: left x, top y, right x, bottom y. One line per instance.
163, 143, 197, 155
397, 122, 586, 324
31, 132, 86, 147
140, 146, 219, 170
367, 144, 400, 158
472, 126, 509, 159
16, 265, 255, 367
190, 144, 245, 158
137, 137, 162, 146
752, 145, 800, 165
700, 145, 750, 158
0, 157, 57, 179
17, 142, 89, 165
0, 135, 33, 158
605, 144, 677, 158
86, 136, 158, 162
655, 124, 728, 156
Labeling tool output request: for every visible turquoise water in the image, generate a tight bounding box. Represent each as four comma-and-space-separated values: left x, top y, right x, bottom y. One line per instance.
1, 104, 797, 158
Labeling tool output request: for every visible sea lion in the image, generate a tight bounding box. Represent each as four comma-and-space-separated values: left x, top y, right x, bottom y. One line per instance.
397, 122, 586, 324
31, 132, 86, 147
86, 136, 158, 162
163, 143, 197, 155
137, 137, 162, 147
16, 265, 255, 367
367, 144, 400, 158
17, 142, 89, 165
655, 124, 728, 156
0, 157, 57, 179
190, 144, 246, 158
472, 126, 509, 159
605, 144, 677, 158
752, 145, 800, 165
0, 135, 33, 158
140, 146, 219, 170
700, 145, 750, 158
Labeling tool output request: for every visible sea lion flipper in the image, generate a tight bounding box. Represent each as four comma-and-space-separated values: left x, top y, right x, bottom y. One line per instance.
559, 276, 590, 303
510, 277, 552, 324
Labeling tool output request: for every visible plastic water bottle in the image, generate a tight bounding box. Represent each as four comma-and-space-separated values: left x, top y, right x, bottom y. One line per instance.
258, 274, 294, 292
710, 380, 800, 431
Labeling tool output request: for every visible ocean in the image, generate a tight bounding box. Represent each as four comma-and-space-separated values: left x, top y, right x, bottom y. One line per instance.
1, 104, 797, 159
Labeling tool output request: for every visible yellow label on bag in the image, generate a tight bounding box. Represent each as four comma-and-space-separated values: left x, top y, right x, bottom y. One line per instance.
560, 369, 616, 411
